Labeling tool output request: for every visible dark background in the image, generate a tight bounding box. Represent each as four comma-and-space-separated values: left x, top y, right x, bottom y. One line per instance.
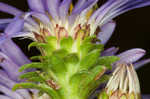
1, 0, 150, 94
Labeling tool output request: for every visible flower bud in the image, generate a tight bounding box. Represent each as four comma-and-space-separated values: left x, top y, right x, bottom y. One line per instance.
99, 64, 141, 99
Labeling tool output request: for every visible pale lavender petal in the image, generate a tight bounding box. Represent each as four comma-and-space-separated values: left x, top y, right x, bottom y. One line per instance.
142, 94, 150, 99
89, 0, 115, 22
0, 70, 16, 88
0, 85, 24, 99
45, 0, 60, 20
101, 47, 119, 56
97, 0, 150, 25
97, 20, 116, 45
0, 2, 23, 16
0, 95, 11, 99
0, 39, 30, 66
134, 59, 150, 70
72, 0, 97, 14
73, 0, 86, 12
0, 24, 8, 30
31, 12, 51, 25
4, 17, 24, 35
59, 0, 72, 20
0, 70, 32, 99
27, 0, 45, 13
69, 0, 98, 24
0, 52, 21, 80
117, 48, 146, 64
0, 19, 13, 24
0, 69, 9, 78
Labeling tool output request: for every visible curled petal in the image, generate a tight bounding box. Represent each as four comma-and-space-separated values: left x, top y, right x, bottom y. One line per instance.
0, 2, 22, 16
0, 84, 24, 99
0, 39, 30, 66
134, 59, 150, 70
117, 48, 146, 64
97, 20, 116, 45
101, 47, 119, 56
27, 0, 45, 13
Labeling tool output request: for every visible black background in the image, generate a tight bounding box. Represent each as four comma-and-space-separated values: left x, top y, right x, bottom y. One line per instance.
0, 0, 150, 94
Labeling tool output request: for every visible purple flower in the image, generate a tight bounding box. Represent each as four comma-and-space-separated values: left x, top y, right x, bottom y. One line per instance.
0, 0, 150, 99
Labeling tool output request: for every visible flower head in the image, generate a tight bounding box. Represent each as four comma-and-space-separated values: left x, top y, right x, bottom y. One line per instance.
0, 0, 150, 99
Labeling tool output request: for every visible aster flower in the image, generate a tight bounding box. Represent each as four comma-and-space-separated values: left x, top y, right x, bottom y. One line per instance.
0, 0, 150, 99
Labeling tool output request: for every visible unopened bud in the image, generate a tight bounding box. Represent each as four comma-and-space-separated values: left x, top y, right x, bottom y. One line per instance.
99, 64, 141, 99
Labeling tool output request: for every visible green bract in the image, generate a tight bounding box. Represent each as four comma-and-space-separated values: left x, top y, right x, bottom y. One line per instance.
13, 36, 119, 99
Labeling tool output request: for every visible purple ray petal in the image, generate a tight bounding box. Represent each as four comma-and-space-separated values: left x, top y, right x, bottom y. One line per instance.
0, 24, 8, 30
59, 0, 72, 20
69, 0, 98, 25
0, 69, 9, 78
0, 39, 30, 66
0, 19, 13, 24
16, 89, 32, 99
134, 59, 150, 70
31, 12, 51, 25
0, 84, 24, 99
117, 48, 146, 64
101, 47, 119, 56
4, 17, 24, 36
0, 2, 23, 16
142, 94, 150, 99
0, 69, 32, 99
89, 0, 115, 23
0, 70, 16, 88
0, 52, 21, 81
73, 0, 86, 12
27, 0, 45, 13
45, 0, 60, 20
97, 20, 116, 45
98, 0, 150, 25
72, 0, 98, 15
0, 95, 11, 99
